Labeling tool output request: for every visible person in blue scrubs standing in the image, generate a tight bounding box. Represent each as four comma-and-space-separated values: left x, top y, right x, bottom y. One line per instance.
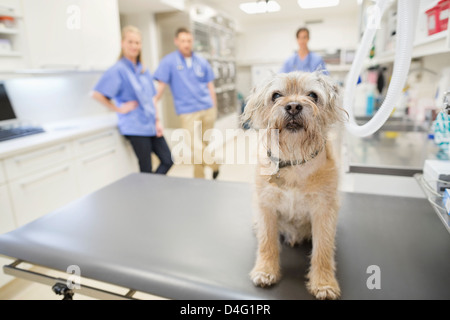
92, 26, 173, 174
153, 28, 220, 179
280, 27, 328, 74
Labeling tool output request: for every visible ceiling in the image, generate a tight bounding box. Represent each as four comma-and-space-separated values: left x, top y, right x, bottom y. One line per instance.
118, 0, 181, 14
199, 0, 360, 25
118, 0, 360, 24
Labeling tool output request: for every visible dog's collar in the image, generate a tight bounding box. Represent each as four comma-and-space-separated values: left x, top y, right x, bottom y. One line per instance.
267, 142, 326, 171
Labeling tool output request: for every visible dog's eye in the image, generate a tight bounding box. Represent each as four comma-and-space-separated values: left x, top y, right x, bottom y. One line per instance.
308, 92, 318, 102
272, 92, 283, 102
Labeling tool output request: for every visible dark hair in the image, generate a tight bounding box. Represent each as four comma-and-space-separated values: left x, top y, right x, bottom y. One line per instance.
175, 27, 191, 38
296, 27, 310, 39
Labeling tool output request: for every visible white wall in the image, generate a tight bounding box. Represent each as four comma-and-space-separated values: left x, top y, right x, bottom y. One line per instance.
234, 12, 359, 98
5, 73, 110, 124
120, 13, 160, 72
236, 13, 359, 66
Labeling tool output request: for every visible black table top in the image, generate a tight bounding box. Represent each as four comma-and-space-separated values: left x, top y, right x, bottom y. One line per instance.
0, 173, 449, 299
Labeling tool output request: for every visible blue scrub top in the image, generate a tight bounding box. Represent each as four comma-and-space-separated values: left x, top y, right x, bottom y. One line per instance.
94, 57, 157, 137
153, 51, 215, 115
280, 52, 328, 74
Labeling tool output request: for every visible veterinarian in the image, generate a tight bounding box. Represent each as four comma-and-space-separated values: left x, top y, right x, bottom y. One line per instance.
92, 25, 173, 175
153, 27, 220, 180
280, 27, 328, 74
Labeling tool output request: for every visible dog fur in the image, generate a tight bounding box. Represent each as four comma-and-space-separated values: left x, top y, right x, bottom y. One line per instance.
241, 71, 347, 300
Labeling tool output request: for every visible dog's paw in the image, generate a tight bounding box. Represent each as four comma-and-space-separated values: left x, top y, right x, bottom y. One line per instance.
307, 282, 341, 300
250, 269, 280, 287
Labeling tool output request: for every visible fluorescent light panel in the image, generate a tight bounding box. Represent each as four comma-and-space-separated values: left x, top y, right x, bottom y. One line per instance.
297, 0, 340, 9
240, 1, 281, 14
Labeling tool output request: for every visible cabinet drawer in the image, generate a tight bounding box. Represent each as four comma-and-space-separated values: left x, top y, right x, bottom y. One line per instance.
0, 160, 5, 184
73, 130, 117, 157
76, 146, 123, 196
4, 143, 72, 181
9, 163, 79, 227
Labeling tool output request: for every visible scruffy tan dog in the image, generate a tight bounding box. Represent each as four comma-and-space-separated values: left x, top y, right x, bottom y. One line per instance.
241, 71, 347, 300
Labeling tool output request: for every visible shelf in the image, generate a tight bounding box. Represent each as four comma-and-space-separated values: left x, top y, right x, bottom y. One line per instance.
0, 28, 19, 35
0, 51, 21, 57
328, 64, 352, 72
366, 30, 450, 67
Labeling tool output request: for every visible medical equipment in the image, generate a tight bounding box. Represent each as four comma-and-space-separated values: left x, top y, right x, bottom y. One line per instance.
344, 0, 420, 137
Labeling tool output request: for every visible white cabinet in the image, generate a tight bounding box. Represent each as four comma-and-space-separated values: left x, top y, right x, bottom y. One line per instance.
9, 162, 79, 226
73, 130, 116, 156
21, 0, 120, 70
78, 0, 121, 70
0, 184, 17, 288
76, 146, 122, 195
0, 161, 5, 184
21, 0, 84, 69
75, 130, 135, 196
4, 142, 72, 181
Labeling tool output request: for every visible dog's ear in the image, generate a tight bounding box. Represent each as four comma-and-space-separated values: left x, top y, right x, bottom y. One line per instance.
240, 78, 272, 129
315, 72, 348, 123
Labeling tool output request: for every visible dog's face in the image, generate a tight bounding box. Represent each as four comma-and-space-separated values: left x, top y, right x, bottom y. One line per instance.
242, 71, 346, 160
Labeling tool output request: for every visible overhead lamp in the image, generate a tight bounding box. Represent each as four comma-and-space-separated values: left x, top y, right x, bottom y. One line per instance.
297, 0, 340, 9
239, 0, 281, 14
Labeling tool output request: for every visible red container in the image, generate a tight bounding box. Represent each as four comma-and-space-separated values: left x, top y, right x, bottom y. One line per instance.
438, 0, 449, 32
426, 5, 441, 35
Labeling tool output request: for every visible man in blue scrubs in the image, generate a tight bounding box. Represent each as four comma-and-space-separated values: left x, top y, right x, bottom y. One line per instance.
153, 28, 220, 179
280, 27, 328, 74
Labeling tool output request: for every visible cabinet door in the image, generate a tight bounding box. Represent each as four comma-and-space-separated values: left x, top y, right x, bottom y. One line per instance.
79, 0, 121, 70
9, 163, 79, 226
0, 184, 17, 288
76, 146, 125, 196
22, 0, 83, 69
0, 160, 5, 185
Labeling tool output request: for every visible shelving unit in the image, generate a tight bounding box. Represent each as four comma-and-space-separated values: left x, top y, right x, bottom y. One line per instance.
156, 4, 238, 128
0, 0, 25, 69
365, 0, 450, 67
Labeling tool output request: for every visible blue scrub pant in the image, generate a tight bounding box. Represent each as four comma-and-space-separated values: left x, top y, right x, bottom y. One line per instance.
125, 135, 173, 174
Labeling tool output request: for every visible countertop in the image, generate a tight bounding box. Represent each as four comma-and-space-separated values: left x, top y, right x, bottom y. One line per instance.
0, 114, 118, 159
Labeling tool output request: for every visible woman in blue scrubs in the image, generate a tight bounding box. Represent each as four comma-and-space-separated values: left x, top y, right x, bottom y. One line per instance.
92, 26, 173, 174
280, 27, 328, 74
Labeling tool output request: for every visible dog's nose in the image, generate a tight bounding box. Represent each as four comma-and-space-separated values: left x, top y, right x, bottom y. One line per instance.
285, 103, 302, 116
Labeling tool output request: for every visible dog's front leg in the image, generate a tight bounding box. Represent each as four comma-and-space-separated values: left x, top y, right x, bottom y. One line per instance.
250, 206, 281, 287
307, 204, 340, 300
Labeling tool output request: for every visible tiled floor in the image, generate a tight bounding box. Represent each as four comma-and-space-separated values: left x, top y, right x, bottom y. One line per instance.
0, 129, 426, 300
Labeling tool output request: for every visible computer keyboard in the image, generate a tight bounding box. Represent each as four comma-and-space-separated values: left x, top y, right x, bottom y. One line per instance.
0, 126, 45, 142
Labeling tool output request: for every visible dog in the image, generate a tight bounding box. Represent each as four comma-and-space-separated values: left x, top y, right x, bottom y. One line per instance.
241, 71, 347, 300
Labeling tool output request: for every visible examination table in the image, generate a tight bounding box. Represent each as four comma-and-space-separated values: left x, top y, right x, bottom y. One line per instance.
0, 173, 449, 300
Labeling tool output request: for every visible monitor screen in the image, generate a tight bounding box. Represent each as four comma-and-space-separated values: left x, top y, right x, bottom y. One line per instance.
0, 83, 16, 121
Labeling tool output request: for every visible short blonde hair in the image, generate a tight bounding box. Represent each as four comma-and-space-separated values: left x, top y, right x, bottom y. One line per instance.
118, 25, 145, 72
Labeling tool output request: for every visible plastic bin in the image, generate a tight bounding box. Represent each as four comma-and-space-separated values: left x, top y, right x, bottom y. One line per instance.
0, 16, 14, 28
426, 4, 441, 35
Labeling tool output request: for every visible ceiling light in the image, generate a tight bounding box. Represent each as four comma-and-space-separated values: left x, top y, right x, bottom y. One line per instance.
297, 0, 340, 9
240, 0, 281, 14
